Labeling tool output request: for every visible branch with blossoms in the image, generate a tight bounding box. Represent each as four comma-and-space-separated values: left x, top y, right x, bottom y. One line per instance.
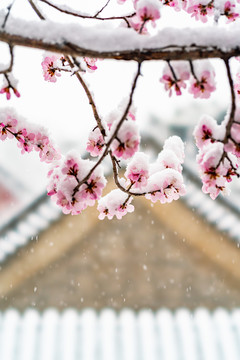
2, 0, 240, 220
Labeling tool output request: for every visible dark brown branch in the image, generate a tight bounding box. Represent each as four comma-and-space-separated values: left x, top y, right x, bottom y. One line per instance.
72, 61, 142, 197
39, 0, 136, 21
1, 30, 240, 61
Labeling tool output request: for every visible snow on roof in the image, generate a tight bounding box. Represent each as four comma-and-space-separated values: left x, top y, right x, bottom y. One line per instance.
0, 194, 61, 263
0, 308, 240, 360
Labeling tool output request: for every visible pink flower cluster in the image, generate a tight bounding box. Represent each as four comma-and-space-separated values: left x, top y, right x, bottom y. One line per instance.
84, 57, 98, 72
41, 53, 98, 83
194, 114, 240, 199
98, 189, 134, 220
160, 60, 216, 99
0, 109, 60, 163
41, 54, 63, 82
187, 0, 214, 22
118, 0, 240, 22
48, 153, 107, 215
104, 137, 185, 219
120, 0, 161, 33
189, 61, 216, 99
145, 136, 186, 203
110, 111, 140, 160
125, 152, 149, 189
0, 75, 20, 100
86, 127, 105, 157
160, 61, 190, 96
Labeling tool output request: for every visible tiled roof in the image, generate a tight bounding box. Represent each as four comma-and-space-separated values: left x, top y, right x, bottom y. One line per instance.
0, 308, 240, 359
0, 194, 61, 263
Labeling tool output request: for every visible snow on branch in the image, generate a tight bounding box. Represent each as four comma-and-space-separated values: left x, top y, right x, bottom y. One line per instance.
1, 14, 240, 60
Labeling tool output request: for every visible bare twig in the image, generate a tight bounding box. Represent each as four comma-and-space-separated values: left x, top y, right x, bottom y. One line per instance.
223, 58, 236, 142
28, 0, 45, 20
0, 45, 14, 74
39, 0, 135, 21
214, 58, 236, 170
167, 60, 179, 82
2, 0, 15, 28
189, 59, 199, 82
94, 0, 111, 17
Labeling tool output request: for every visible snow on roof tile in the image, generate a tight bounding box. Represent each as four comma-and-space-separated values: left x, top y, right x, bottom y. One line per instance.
0, 308, 240, 360
0, 195, 61, 264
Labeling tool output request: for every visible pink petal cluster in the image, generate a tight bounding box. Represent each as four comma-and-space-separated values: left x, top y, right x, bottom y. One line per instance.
160, 61, 190, 96
193, 115, 224, 149
48, 153, 107, 215
194, 115, 239, 199
84, 57, 98, 72
86, 127, 105, 157
98, 189, 134, 220
122, 0, 161, 33
196, 142, 232, 199
145, 169, 186, 203
0, 86, 20, 100
187, 0, 214, 22
189, 61, 216, 99
41, 54, 62, 82
125, 152, 149, 189
0, 109, 61, 163
224, 0, 239, 22
135, 0, 161, 26
110, 121, 140, 160
163, 0, 181, 11
145, 136, 185, 203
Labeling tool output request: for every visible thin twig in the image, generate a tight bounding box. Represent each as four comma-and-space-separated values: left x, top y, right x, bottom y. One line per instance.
224, 58, 236, 142
94, 0, 111, 17
2, 0, 15, 28
167, 60, 178, 82
39, 0, 136, 21
28, 0, 45, 20
189, 59, 199, 82
214, 58, 236, 170
0, 45, 14, 74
